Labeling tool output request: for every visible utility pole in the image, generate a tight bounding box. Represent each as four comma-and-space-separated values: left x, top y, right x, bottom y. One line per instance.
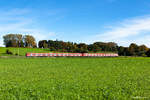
18, 48, 19, 56
17, 42, 19, 56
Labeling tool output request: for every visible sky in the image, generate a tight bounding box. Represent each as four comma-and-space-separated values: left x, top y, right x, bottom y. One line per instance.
0, 0, 150, 47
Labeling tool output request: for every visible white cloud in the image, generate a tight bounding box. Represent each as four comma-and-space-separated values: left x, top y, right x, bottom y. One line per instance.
87, 15, 150, 47
0, 9, 56, 46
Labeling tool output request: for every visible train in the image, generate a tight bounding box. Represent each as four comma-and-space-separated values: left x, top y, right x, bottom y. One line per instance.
26, 53, 118, 57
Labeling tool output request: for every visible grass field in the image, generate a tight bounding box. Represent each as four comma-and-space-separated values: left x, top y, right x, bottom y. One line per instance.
0, 57, 150, 100
0, 47, 51, 56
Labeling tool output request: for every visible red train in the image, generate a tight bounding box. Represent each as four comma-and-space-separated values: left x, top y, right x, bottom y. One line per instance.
26, 53, 118, 57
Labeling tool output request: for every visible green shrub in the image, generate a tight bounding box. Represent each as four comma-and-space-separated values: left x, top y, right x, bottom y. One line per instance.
6, 49, 13, 55
15, 53, 18, 56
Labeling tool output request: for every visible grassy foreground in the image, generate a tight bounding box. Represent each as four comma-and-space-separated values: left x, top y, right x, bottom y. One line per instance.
0, 57, 150, 100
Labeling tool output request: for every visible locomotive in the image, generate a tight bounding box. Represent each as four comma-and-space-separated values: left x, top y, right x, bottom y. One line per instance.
26, 53, 118, 57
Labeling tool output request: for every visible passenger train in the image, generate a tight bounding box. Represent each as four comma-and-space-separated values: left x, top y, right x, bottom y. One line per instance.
26, 53, 118, 57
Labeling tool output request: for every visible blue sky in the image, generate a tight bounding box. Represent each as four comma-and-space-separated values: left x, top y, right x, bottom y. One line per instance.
0, 0, 150, 46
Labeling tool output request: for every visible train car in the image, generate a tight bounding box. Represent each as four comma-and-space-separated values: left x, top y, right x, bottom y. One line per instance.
26, 53, 118, 57
83, 53, 118, 57
26, 53, 82, 57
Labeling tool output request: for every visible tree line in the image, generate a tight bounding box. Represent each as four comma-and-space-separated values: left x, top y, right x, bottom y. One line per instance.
3, 34, 150, 56
118, 43, 150, 57
3, 34, 36, 48
38, 40, 118, 53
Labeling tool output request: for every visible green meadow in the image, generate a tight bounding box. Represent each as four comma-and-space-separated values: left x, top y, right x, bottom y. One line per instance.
0, 47, 51, 56
0, 57, 150, 100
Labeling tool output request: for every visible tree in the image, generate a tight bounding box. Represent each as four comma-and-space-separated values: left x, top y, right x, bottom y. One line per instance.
123, 47, 130, 56
24, 35, 36, 48
138, 45, 148, 56
118, 46, 131, 56
107, 42, 118, 52
93, 42, 118, 52
3, 34, 24, 47
146, 49, 150, 57
77, 43, 88, 53
118, 46, 125, 56
16, 34, 23, 47
92, 44, 101, 52
129, 43, 139, 56
38, 40, 48, 48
